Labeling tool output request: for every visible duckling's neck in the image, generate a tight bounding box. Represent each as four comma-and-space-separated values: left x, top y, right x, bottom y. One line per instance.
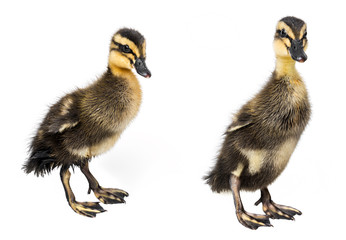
107, 63, 142, 102
108, 63, 135, 79
274, 57, 298, 79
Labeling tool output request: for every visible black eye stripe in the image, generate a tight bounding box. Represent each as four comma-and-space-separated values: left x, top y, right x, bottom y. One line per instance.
111, 39, 138, 59
276, 29, 294, 42
128, 57, 134, 65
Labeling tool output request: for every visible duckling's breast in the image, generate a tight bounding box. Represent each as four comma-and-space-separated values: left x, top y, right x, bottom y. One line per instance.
70, 132, 122, 158
256, 76, 310, 137
67, 74, 142, 158
90, 75, 141, 128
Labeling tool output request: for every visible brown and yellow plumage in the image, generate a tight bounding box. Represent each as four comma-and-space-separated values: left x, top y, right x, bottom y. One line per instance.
23, 28, 151, 217
205, 16, 310, 229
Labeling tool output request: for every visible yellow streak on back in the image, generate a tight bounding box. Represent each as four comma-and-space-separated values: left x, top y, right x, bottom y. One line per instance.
60, 97, 73, 115
58, 122, 78, 133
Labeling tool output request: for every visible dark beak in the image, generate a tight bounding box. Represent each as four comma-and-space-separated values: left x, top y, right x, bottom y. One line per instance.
134, 58, 151, 78
289, 40, 307, 63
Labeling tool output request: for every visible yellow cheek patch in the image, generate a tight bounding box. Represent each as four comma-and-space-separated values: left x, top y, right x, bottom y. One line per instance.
125, 53, 135, 64
273, 39, 289, 57
282, 38, 291, 48
276, 21, 295, 39
113, 34, 140, 58
109, 51, 133, 69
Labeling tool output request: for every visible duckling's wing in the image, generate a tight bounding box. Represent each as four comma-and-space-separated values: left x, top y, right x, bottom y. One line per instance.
227, 112, 253, 133
46, 97, 80, 134
47, 116, 79, 134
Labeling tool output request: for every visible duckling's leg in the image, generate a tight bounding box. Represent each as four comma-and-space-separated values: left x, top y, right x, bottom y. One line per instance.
80, 162, 129, 204
230, 175, 272, 230
60, 166, 105, 217
255, 187, 302, 220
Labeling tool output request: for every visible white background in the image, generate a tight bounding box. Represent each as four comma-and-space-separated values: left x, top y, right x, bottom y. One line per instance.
1, 0, 345, 239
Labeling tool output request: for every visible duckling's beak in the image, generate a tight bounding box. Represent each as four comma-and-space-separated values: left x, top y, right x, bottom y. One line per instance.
289, 40, 307, 63
134, 58, 151, 78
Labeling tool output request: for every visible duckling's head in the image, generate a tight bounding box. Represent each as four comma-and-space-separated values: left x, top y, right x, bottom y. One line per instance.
109, 28, 151, 78
273, 16, 308, 63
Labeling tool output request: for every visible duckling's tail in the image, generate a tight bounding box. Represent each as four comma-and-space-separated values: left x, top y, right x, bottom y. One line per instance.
204, 168, 231, 193
23, 148, 58, 177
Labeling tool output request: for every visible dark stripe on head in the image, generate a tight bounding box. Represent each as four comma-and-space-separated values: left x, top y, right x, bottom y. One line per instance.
116, 28, 145, 53
280, 16, 305, 39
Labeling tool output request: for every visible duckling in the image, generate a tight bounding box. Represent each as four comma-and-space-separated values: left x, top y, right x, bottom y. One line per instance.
204, 16, 310, 229
23, 28, 151, 217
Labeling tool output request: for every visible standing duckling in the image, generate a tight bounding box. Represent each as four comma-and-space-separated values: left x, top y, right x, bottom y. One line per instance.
204, 16, 310, 229
23, 28, 151, 217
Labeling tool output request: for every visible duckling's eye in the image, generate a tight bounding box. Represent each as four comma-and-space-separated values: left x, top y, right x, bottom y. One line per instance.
280, 29, 287, 38
121, 44, 132, 53
302, 31, 307, 39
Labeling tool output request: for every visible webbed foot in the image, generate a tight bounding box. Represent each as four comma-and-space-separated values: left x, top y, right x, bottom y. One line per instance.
69, 200, 105, 218
91, 186, 129, 204
236, 210, 272, 230
60, 167, 106, 218
255, 188, 302, 220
